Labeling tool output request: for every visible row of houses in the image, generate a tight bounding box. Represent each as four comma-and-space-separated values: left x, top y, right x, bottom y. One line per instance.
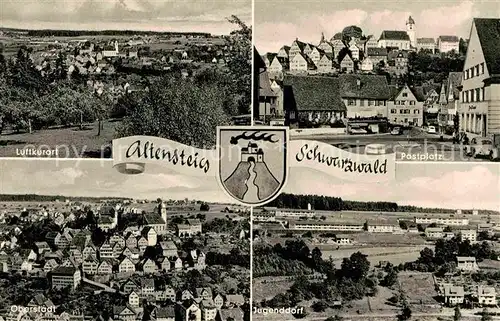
258, 17, 500, 139
8, 289, 244, 321
443, 284, 496, 306
425, 227, 478, 243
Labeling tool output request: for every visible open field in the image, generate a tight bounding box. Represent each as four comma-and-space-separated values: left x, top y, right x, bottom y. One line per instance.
253, 277, 294, 303
399, 272, 440, 305
0, 119, 120, 158
322, 245, 429, 266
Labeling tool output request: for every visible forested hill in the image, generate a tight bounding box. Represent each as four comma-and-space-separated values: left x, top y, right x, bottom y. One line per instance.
0, 27, 212, 37
0, 194, 130, 202
266, 193, 498, 215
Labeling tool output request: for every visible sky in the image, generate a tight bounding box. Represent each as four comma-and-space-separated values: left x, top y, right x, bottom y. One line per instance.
0, 0, 251, 35
0, 159, 498, 211
255, 0, 500, 53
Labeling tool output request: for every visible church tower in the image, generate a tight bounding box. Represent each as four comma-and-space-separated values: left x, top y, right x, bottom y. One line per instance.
158, 200, 167, 227
406, 16, 416, 48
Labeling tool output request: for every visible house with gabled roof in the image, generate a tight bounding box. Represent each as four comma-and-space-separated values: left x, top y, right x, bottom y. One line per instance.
289, 52, 316, 73
97, 260, 113, 275
367, 47, 388, 65
82, 256, 99, 275
416, 38, 436, 53
437, 35, 459, 53
478, 285, 496, 306
159, 241, 178, 258
283, 75, 347, 128
122, 279, 139, 294
112, 305, 136, 321
138, 258, 157, 274
44, 259, 59, 273
179, 300, 201, 321
388, 84, 425, 126
128, 291, 140, 308
378, 30, 411, 50
439, 72, 462, 129
268, 56, 289, 78
118, 257, 136, 273
180, 289, 194, 301
125, 233, 138, 249
317, 54, 334, 74
339, 74, 392, 120
195, 287, 213, 300
277, 45, 290, 59
140, 278, 155, 297
318, 34, 334, 56
458, 18, 500, 138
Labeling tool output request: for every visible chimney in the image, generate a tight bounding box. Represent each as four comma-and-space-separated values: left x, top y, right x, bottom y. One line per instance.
307, 203, 311, 211
357, 78, 361, 89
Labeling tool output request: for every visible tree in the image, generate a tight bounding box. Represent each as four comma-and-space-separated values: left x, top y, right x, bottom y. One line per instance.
382, 269, 398, 287
116, 75, 231, 148
454, 304, 461, 321
341, 252, 370, 281
311, 301, 328, 312
399, 221, 408, 230
226, 15, 252, 115
200, 203, 210, 211
481, 308, 492, 321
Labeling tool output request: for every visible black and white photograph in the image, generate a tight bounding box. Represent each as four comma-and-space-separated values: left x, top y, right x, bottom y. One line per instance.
254, 0, 500, 162
0, 0, 252, 158
252, 162, 500, 321
0, 158, 250, 321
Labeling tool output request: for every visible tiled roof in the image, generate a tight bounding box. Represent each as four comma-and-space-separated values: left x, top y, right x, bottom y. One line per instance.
367, 47, 388, 57
474, 18, 500, 75
338, 74, 392, 100
438, 35, 459, 42
51, 266, 77, 276
417, 38, 435, 44
156, 306, 175, 318
283, 75, 346, 112
446, 72, 462, 99
379, 30, 410, 41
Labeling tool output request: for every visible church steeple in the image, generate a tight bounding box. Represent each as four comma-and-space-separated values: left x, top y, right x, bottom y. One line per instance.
320, 32, 325, 43
406, 15, 416, 48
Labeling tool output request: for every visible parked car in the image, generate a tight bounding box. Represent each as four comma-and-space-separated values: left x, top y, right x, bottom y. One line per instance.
350, 128, 367, 134
427, 126, 437, 134
464, 137, 498, 159
391, 127, 403, 135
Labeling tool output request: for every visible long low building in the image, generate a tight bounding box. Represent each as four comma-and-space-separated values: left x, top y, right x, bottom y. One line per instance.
288, 221, 364, 231
414, 216, 469, 226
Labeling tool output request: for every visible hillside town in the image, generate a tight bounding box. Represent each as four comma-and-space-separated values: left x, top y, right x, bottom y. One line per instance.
0, 17, 252, 157
255, 17, 500, 161
252, 194, 500, 320
1, 29, 233, 99
0, 197, 250, 321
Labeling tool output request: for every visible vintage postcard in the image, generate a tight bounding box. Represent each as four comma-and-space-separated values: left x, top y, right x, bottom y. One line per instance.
254, 0, 500, 163
0, 0, 252, 158
252, 162, 500, 320
0, 158, 250, 321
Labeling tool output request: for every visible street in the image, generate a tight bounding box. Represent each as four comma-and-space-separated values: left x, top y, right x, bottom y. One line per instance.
292, 128, 494, 162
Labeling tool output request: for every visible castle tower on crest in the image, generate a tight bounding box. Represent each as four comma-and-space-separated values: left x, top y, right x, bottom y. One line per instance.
406, 16, 416, 48
241, 142, 264, 163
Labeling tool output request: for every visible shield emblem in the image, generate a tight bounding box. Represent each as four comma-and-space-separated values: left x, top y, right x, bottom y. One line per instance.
217, 126, 288, 206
